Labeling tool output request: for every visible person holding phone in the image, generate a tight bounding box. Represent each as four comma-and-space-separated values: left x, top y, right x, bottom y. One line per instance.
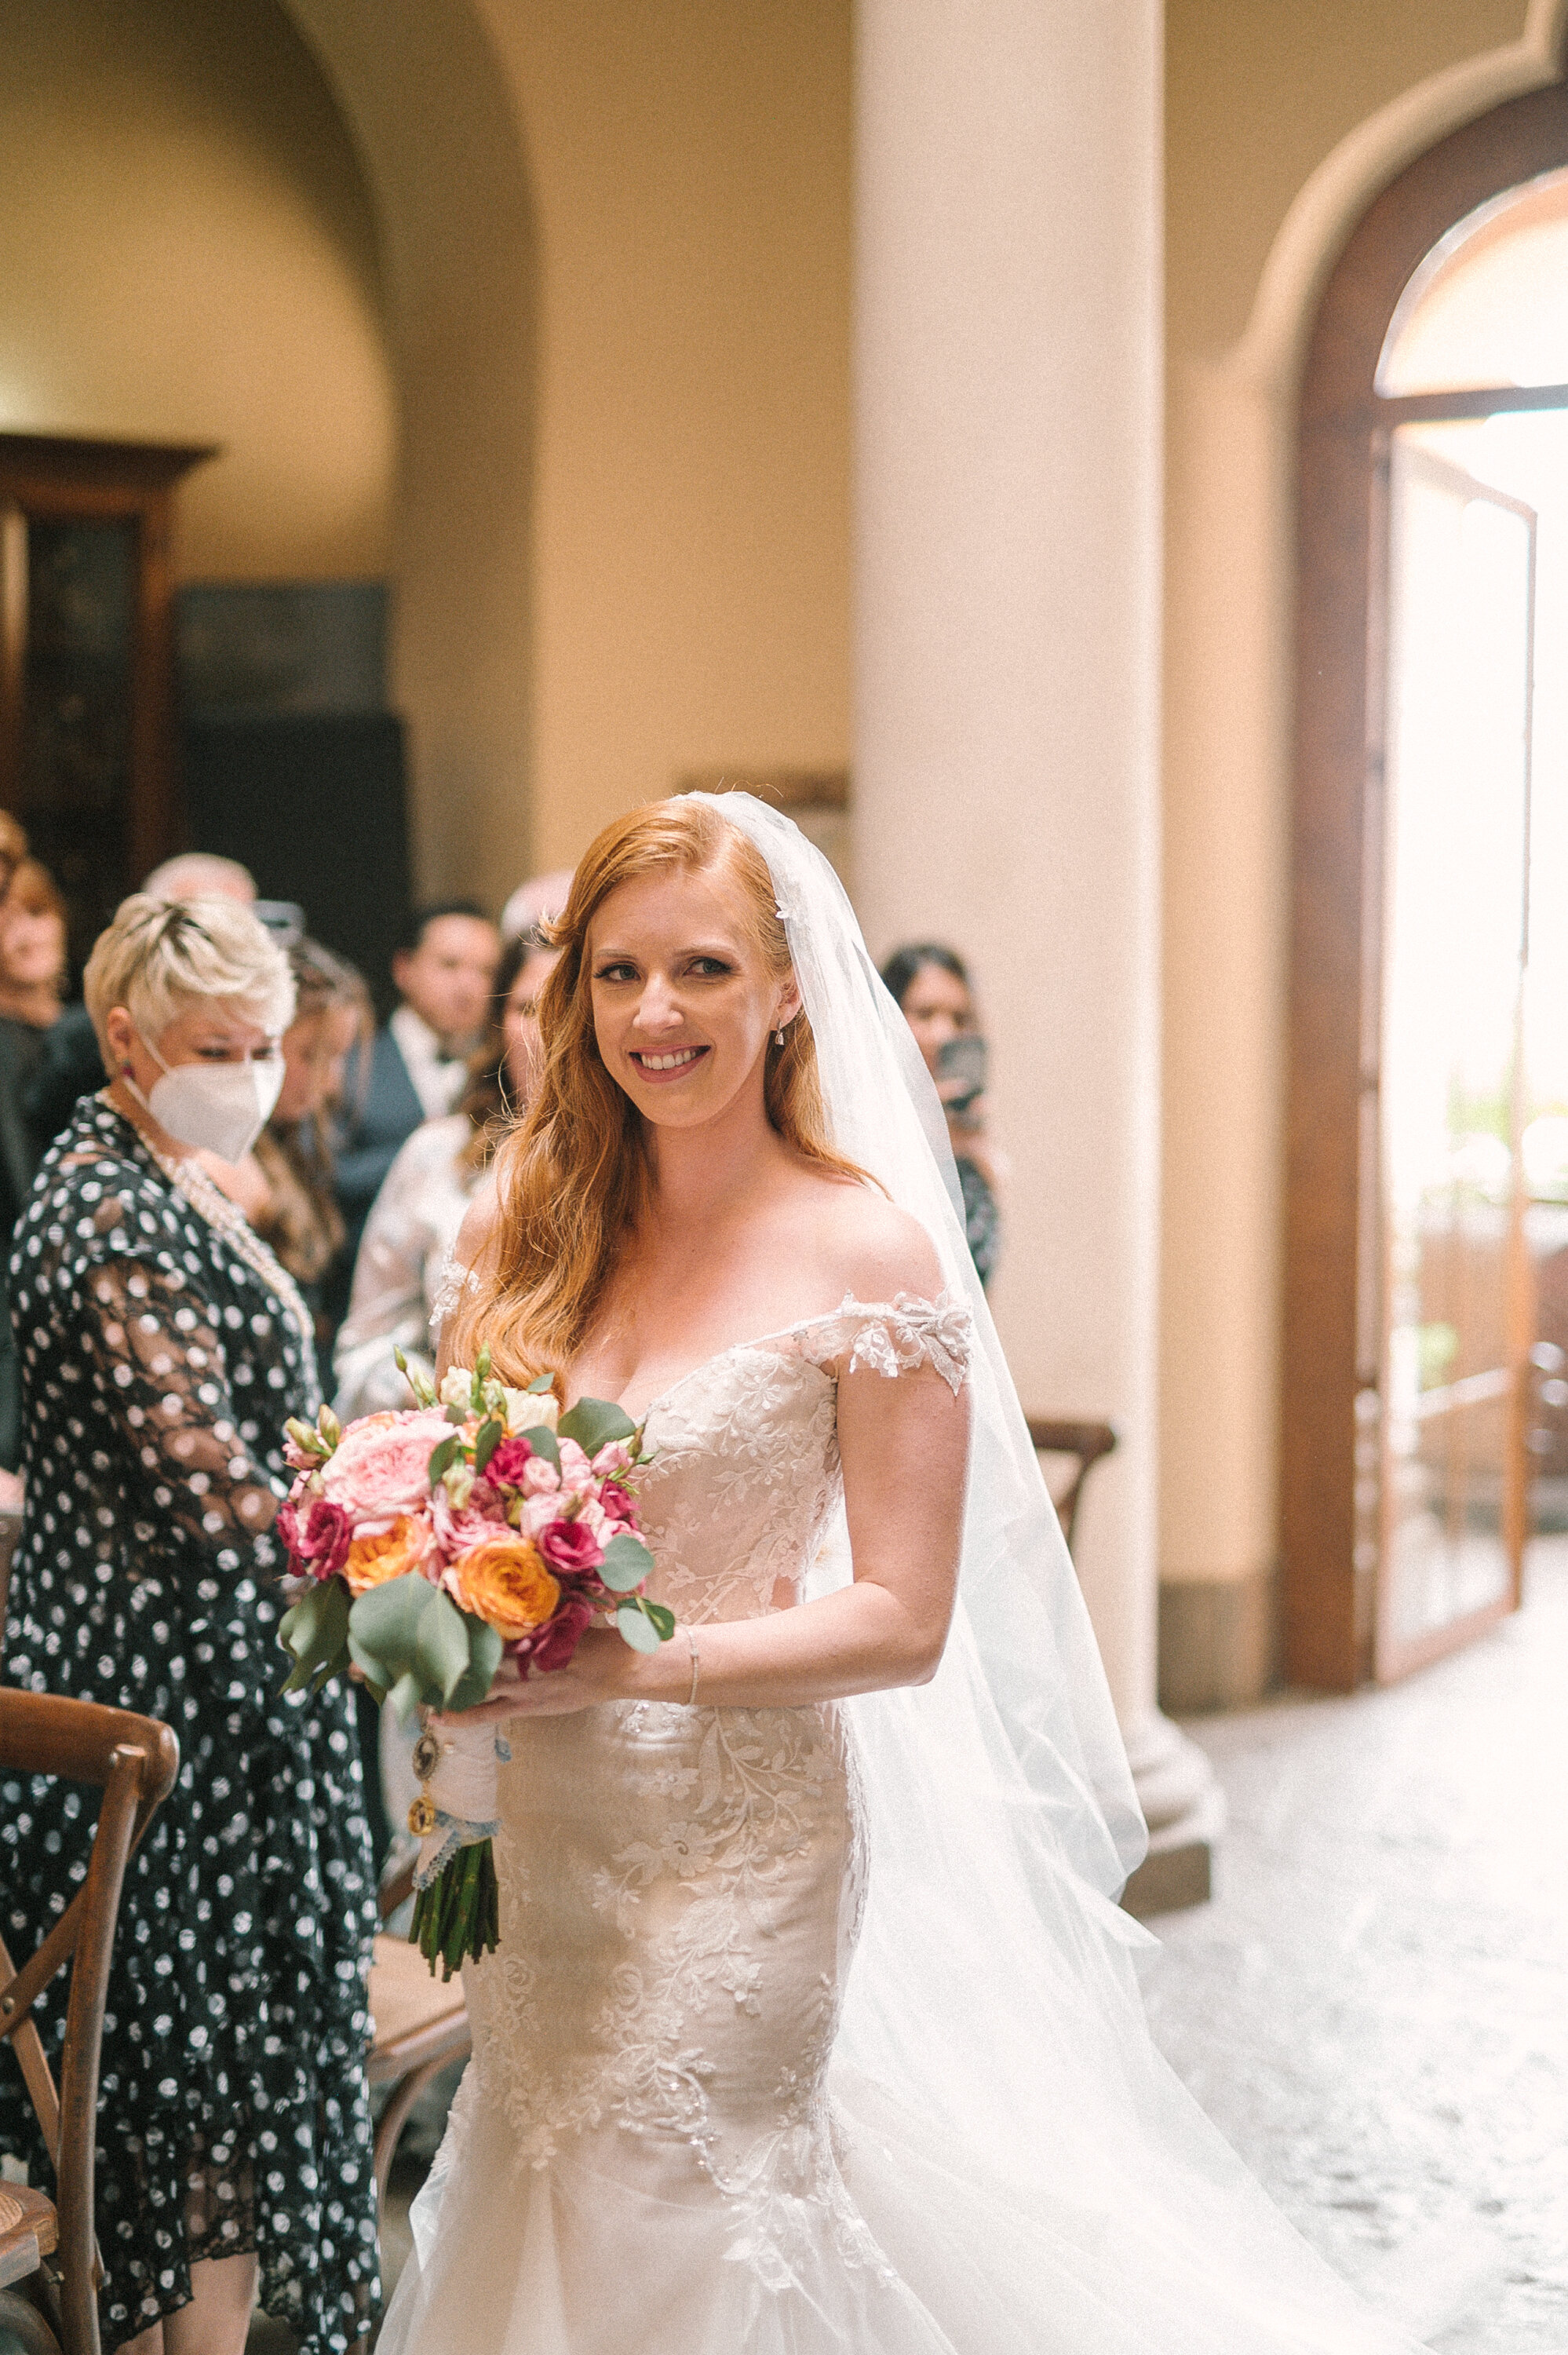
879, 941, 1001, 1287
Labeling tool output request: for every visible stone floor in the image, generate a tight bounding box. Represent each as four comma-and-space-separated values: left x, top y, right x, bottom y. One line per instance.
1142, 1538, 1568, 2354
250, 1543, 1568, 2353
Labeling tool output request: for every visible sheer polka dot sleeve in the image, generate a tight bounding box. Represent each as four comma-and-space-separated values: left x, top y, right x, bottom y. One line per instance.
76, 1252, 288, 1711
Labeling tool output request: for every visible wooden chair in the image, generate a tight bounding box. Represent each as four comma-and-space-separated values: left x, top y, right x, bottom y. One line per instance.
368, 1860, 471, 2211
1026, 1418, 1118, 1558
0, 1692, 179, 2355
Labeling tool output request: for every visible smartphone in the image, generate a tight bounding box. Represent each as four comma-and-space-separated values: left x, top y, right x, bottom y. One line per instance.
253, 899, 306, 947
936, 1032, 987, 1120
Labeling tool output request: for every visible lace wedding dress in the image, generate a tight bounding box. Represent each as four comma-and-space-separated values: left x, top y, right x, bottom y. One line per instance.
379, 1294, 988, 2353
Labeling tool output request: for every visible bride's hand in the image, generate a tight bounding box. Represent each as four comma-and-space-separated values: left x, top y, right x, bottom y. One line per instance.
432, 1628, 638, 1726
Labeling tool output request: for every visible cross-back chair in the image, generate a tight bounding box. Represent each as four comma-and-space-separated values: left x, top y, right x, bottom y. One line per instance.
0, 1691, 179, 2355
1026, 1418, 1118, 1559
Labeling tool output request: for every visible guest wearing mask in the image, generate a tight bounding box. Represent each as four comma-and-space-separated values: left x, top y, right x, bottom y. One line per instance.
331, 900, 499, 1255
199, 939, 374, 1354
23, 851, 258, 1153
0, 894, 378, 2354
334, 927, 557, 1420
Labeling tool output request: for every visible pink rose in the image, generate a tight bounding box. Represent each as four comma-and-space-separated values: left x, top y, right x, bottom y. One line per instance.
319, 1408, 452, 1532
592, 1440, 633, 1479
431, 1477, 509, 1560
598, 1481, 636, 1527
486, 1433, 534, 1488
538, 1516, 605, 1575
556, 1436, 593, 1495
275, 1494, 352, 1582
520, 1455, 560, 1497
511, 1596, 594, 1674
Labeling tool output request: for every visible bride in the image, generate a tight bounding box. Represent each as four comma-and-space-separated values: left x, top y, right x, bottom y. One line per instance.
379, 792, 1424, 2353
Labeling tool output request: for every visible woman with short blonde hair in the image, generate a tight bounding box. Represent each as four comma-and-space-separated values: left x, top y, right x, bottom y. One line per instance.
1, 893, 380, 2353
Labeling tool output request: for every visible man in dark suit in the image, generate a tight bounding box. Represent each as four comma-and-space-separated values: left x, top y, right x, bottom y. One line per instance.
332, 898, 501, 1265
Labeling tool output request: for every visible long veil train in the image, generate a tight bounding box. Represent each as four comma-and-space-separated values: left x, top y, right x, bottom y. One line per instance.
390, 791, 1432, 2353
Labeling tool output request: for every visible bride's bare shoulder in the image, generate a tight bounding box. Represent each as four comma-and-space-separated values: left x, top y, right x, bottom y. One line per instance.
453, 1190, 502, 1281
796, 1170, 946, 1307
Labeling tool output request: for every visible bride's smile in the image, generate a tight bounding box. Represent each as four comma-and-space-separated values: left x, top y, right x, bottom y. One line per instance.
588, 863, 799, 1125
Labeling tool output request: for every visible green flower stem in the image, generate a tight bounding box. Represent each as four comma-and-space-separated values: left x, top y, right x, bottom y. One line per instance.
410, 1837, 500, 1979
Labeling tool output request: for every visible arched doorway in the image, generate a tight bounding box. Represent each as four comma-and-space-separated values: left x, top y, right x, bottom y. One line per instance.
1285, 83, 1568, 1689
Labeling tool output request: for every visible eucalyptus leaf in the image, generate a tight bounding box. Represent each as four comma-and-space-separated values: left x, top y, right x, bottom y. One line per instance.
428, 1432, 461, 1481
644, 1601, 676, 1641
527, 1371, 556, 1395
414, 1587, 472, 1703
521, 1424, 560, 1469
615, 1601, 662, 1653
556, 1395, 636, 1455
348, 1572, 438, 1677
279, 1576, 350, 1674
473, 1418, 505, 1474
444, 1403, 469, 1426
598, 1532, 654, 1594
446, 1614, 504, 1712
345, 1628, 389, 1704
388, 1668, 425, 1724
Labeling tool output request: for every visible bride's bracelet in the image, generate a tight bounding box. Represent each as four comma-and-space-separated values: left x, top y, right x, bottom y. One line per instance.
685, 1625, 700, 1707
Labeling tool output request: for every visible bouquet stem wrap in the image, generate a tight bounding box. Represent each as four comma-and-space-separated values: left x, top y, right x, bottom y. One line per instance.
408, 1722, 510, 1977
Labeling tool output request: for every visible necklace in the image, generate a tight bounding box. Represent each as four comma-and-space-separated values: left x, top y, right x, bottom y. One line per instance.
100, 1091, 317, 1356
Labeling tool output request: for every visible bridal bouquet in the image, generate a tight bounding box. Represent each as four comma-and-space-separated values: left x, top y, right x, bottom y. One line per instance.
273, 1351, 669, 1974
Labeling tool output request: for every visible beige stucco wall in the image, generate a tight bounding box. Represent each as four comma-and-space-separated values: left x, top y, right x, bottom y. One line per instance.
475, 0, 852, 874
0, 0, 396, 580
1159, 0, 1534, 1592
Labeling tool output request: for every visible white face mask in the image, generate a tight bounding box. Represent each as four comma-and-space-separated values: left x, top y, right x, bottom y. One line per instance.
129, 1031, 284, 1163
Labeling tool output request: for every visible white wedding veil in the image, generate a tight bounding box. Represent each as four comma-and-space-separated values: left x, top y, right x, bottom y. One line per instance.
698, 791, 1429, 2354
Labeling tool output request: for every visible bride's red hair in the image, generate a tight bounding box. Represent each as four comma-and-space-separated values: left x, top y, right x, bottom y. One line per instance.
446, 797, 870, 1382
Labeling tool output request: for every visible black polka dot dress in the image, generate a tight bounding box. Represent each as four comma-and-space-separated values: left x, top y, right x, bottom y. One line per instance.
0, 1100, 379, 2352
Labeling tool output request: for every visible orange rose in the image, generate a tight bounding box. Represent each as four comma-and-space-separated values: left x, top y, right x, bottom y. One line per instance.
343, 1512, 436, 1597
448, 1534, 560, 1639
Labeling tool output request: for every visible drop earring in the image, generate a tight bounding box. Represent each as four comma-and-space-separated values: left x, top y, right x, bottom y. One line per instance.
774, 1027, 786, 1047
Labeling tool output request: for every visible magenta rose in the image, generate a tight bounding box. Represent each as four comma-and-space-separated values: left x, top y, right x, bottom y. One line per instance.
485, 1433, 534, 1488
514, 1596, 594, 1674
598, 1481, 635, 1526
319, 1408, 452, 1531
276, 1493, 352, 1581
537, 1516, 605, 1575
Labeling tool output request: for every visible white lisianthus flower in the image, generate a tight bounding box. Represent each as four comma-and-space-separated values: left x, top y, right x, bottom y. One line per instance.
505, 1385, 559, 1433
440, 1366, 474, 1410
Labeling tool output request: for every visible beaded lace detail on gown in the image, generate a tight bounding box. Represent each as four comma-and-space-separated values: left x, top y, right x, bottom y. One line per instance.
377, 1295, 976, 2355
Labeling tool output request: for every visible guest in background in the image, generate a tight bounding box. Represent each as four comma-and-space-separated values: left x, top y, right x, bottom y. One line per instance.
23, 851, 258, 1153
880, 940, 1001, 1288
0, 809, 26, 902
334, 928, 556, 1419
200, 939, 374, 1353
0, 857, 68, 1482
0, 894, 377, 2353
330, 900, 500, 1274
499, 864, 574, 943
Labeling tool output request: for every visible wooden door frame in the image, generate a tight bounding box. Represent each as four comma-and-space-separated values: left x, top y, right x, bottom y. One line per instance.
1283, 82, 1568, 1690
0, 433, 215, 887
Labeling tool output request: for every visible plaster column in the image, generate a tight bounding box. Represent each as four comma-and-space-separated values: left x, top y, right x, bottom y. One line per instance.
854, 0, 1219, 1908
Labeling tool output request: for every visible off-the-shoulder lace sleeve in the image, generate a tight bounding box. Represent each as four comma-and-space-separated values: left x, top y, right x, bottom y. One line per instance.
430, 1251, 482, 1331
797, 1291, 974, 1394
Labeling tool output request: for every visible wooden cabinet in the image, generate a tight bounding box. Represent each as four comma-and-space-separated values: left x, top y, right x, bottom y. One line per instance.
0, 432, 214, 961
